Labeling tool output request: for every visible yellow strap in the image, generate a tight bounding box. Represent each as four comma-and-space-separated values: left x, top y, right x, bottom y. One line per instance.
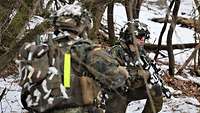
93, 47, 101, 51
64, 53, 71, 88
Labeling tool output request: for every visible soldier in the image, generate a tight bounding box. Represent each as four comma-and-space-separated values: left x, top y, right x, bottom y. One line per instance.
109, 20, 163, 113
16, 1, 129, 113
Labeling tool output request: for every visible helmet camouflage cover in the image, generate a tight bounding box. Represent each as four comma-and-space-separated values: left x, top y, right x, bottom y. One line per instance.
50, 1, 93, 39
119, 20, 150, 44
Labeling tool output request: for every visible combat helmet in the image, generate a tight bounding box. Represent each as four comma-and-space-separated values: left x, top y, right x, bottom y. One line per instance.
119, 19, 150, 45
50, 1, 93, 41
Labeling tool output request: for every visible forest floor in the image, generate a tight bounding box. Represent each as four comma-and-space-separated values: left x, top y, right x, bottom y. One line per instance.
0, 63, 200, 113
163, 73, 200, 102
1, 57, 200, 103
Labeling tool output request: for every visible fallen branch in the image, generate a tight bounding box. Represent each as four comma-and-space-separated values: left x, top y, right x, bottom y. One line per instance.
144, 43, 198, 51
176, 43, 200, 75
185, 101, 200, 107
151, 16, 198, 29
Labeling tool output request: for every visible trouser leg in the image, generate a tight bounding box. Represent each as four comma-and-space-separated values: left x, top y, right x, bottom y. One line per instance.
105, 93, 127, 113
127, 85, 163, 113
48, 107, 84, 113
142, 85, 163, 113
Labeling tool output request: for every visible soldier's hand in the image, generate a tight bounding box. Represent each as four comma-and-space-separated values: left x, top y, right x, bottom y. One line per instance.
137, 69, 150, 81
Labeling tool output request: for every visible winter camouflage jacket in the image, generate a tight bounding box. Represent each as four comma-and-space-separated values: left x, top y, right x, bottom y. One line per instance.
109, 44, 150, 89
16, 39, 128, 113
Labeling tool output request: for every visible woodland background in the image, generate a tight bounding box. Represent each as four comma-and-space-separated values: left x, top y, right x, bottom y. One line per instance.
1, 0, 200, 113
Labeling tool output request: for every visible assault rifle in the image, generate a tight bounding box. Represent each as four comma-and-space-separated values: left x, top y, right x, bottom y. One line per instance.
140, 55, 171, 98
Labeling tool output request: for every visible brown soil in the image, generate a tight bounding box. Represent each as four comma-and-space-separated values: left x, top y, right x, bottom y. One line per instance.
0, 62, 18, 78
163, 74, 200, 102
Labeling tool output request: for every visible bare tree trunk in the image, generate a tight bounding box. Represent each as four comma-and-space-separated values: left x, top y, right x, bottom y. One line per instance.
193, 0, 200, 69
107, 1, 115, 45
154, 0, 175, 60
125, 0, 143, 20
124, 0, 131, 22
81, 0, 107, 40
134, 0, 143, 19
167, 0, 180, 76
81, 0, 144, 42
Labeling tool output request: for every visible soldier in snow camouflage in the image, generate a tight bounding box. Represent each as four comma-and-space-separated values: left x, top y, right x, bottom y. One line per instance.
109, 20, 163, 113
16, 1, 129, 113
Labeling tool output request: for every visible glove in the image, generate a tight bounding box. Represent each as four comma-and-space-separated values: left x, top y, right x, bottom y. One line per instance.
137, 69, 150, 81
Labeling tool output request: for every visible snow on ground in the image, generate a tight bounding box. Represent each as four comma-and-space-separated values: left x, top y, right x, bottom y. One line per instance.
0, 76, 26, 113
1, 0, 200, 113
0, 75, 200, 113
126, 96, 200, 113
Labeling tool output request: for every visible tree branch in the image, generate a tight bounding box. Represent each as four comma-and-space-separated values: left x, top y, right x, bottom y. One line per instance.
176, 43, 200, 75
0, 21, 51, 71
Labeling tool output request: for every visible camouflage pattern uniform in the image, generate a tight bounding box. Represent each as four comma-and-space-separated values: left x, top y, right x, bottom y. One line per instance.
16, 1, 128, 113
109, 20, 163, 113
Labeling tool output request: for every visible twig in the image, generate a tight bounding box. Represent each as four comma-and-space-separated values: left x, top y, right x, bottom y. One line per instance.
176, 43, 200, 75
185, 101, 200, 107
0, 88, 6, 102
